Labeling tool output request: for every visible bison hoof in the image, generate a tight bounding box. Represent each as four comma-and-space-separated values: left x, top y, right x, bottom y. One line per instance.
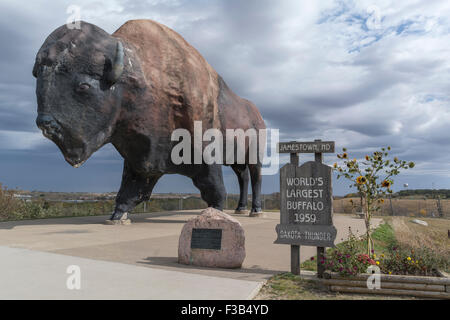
105, 219, 132, 225
106, 212, 131, 225
249, 208, 264, 217
234, 208, 249, 215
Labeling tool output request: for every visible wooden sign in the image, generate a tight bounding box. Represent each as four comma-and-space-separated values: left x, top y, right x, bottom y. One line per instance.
275, 161, 337, 247
280, 161, 333, 225
278, 141, 335, 154
275, 139, 336, 277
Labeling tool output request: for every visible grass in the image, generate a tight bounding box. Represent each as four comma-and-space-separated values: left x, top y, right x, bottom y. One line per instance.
300, 218, 449, 271
371, 222, 396, 253
386, 216, 450, 273
257, 217, 449, 299
254, 272, 414, 300
257, 273, 326, 300
334, 197, 450, 217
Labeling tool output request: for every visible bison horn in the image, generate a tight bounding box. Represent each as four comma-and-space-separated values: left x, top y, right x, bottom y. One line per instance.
106, 41, 124, 84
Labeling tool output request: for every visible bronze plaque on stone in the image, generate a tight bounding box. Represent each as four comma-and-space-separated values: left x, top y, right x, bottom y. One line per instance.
191, 228, 222, 250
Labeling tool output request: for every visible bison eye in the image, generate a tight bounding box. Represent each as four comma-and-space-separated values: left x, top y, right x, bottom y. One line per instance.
78, 83, 91, 91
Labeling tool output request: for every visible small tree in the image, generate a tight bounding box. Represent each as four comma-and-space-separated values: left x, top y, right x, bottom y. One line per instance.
333, 146, 415, 255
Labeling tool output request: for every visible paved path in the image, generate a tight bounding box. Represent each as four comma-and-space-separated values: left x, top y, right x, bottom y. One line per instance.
0, 246, 262, 300
0, 210, 381, 299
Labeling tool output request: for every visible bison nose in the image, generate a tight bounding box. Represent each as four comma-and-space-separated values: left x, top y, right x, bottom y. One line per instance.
36, 114, 56, 129
36, 114, 61, 136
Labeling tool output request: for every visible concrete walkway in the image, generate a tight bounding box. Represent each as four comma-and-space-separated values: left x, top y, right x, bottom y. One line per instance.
0, 246, 262, 300
0, 210, 381, 299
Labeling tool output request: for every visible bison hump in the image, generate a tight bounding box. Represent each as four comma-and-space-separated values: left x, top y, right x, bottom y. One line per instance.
113, 19, 221, 133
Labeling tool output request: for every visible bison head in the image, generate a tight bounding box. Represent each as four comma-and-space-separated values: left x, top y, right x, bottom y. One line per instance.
33, 21, 124, 167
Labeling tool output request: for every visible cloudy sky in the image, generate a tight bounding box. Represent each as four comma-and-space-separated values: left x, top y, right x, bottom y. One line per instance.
0, 0, 449, 195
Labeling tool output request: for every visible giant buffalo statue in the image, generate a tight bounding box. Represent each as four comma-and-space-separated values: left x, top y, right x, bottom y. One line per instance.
33, 20, 266, 222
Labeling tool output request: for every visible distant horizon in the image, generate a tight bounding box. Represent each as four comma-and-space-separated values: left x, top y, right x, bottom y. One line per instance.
9, 187, 450, 198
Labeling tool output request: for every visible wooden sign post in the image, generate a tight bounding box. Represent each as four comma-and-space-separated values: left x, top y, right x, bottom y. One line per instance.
275, 139, 337, 278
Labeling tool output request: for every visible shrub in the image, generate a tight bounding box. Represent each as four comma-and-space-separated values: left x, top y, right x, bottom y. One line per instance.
323, 228, 377, 276
0, 183, 26, 220
322, 223, 447, 277
21, 201, 46, 219
379, 244, 447, 276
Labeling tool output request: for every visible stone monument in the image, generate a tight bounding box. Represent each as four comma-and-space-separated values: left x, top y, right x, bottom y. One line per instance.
178, 207, 245, 268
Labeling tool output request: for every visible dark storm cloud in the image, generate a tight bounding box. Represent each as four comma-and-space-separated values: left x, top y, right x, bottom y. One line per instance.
0, 26, 33, 84
261, 105, 317, 138
0, 0, 449, 194
0, 84, 37, 132
297, 72, 404, 110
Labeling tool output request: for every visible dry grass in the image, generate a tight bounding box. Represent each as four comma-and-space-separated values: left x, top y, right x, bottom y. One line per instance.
254, 273, 416, 300
334, 197, 450, 218
388, 216, 450, 260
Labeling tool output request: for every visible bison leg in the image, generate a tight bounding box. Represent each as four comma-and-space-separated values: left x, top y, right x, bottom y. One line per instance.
249, 163, 263, 214
231, 164, 249, 213
110, 161, 161, 221
192, 164, 226, 210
